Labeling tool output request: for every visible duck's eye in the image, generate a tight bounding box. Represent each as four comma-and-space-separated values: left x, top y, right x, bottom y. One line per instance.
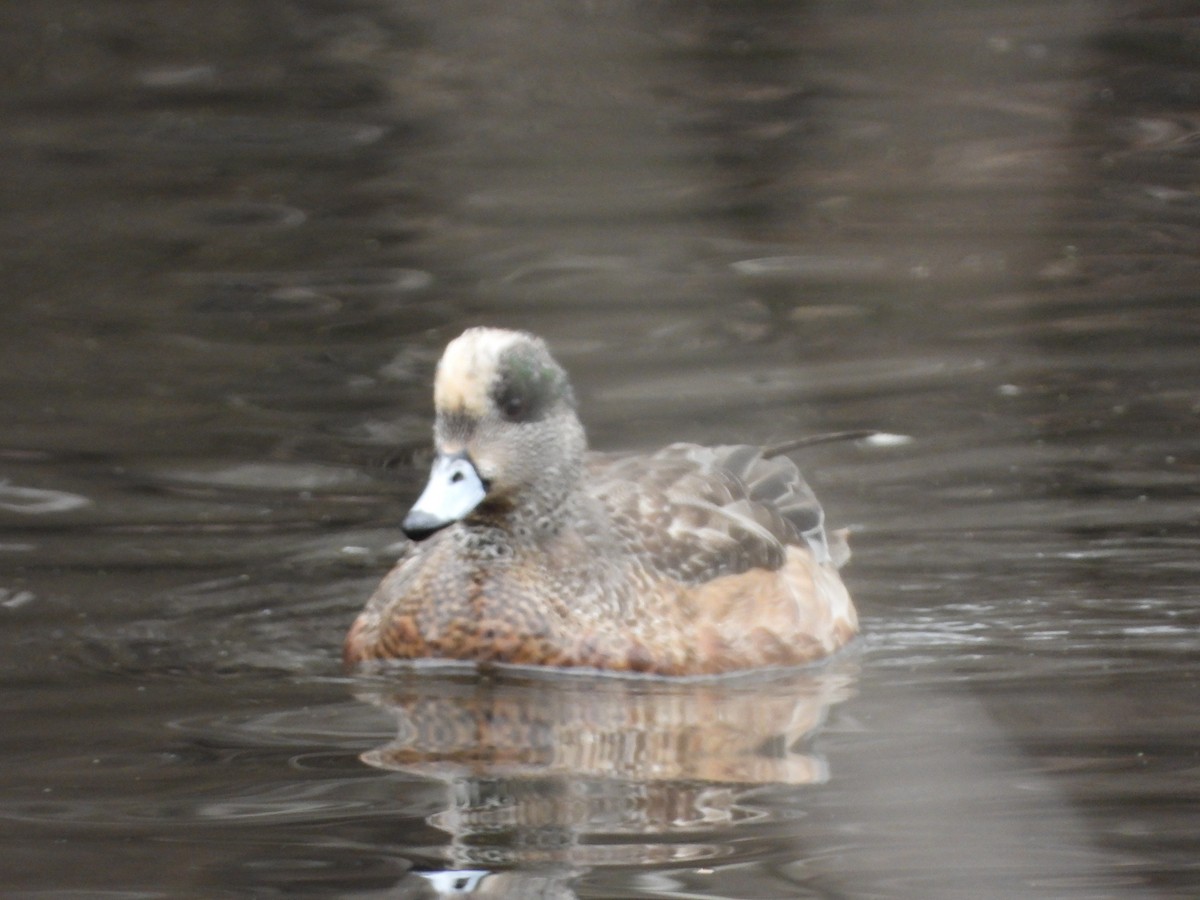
491, 367, 546, 423
501, 394, 524, 421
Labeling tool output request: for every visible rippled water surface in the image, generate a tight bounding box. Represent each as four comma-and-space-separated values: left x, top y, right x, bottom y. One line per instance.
2, 2, 1198, 897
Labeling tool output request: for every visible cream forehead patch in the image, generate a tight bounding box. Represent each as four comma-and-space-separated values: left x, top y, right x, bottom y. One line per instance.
433, 328, 529, 416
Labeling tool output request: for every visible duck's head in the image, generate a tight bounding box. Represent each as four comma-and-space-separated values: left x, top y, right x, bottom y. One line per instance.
403, 328, 586, 541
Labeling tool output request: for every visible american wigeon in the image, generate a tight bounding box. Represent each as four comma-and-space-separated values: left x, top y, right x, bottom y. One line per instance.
344, 328, 858, 675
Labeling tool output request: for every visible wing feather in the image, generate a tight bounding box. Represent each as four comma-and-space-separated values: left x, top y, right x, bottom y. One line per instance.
588, 442, 842, 584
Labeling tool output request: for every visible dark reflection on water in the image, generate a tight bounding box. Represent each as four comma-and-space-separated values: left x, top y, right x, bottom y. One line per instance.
1, 0, 1199, 897
355, 664, 854, 892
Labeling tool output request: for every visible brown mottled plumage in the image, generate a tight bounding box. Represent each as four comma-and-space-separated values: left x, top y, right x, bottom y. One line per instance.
344, 328, 858, 675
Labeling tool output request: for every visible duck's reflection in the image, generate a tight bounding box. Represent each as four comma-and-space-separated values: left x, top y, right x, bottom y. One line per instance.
355, 660, 856, 893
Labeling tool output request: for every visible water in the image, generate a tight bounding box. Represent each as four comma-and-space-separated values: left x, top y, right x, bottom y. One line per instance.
1, 1, 1198, 897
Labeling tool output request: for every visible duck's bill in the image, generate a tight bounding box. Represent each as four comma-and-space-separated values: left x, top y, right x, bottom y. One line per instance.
402, 452, 487, 540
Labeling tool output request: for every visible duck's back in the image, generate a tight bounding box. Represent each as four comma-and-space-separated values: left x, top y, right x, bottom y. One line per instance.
587, 442, 847, 580
585, 443, 857, 672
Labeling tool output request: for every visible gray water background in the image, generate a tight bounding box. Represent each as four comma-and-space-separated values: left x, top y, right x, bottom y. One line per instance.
1, 2, 1197, 897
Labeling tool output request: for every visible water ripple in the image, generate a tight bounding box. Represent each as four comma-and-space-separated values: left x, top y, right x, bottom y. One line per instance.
0, 481, 91, 514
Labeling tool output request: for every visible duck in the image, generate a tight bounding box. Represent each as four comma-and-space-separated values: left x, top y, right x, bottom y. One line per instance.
344, 327, 858, 675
